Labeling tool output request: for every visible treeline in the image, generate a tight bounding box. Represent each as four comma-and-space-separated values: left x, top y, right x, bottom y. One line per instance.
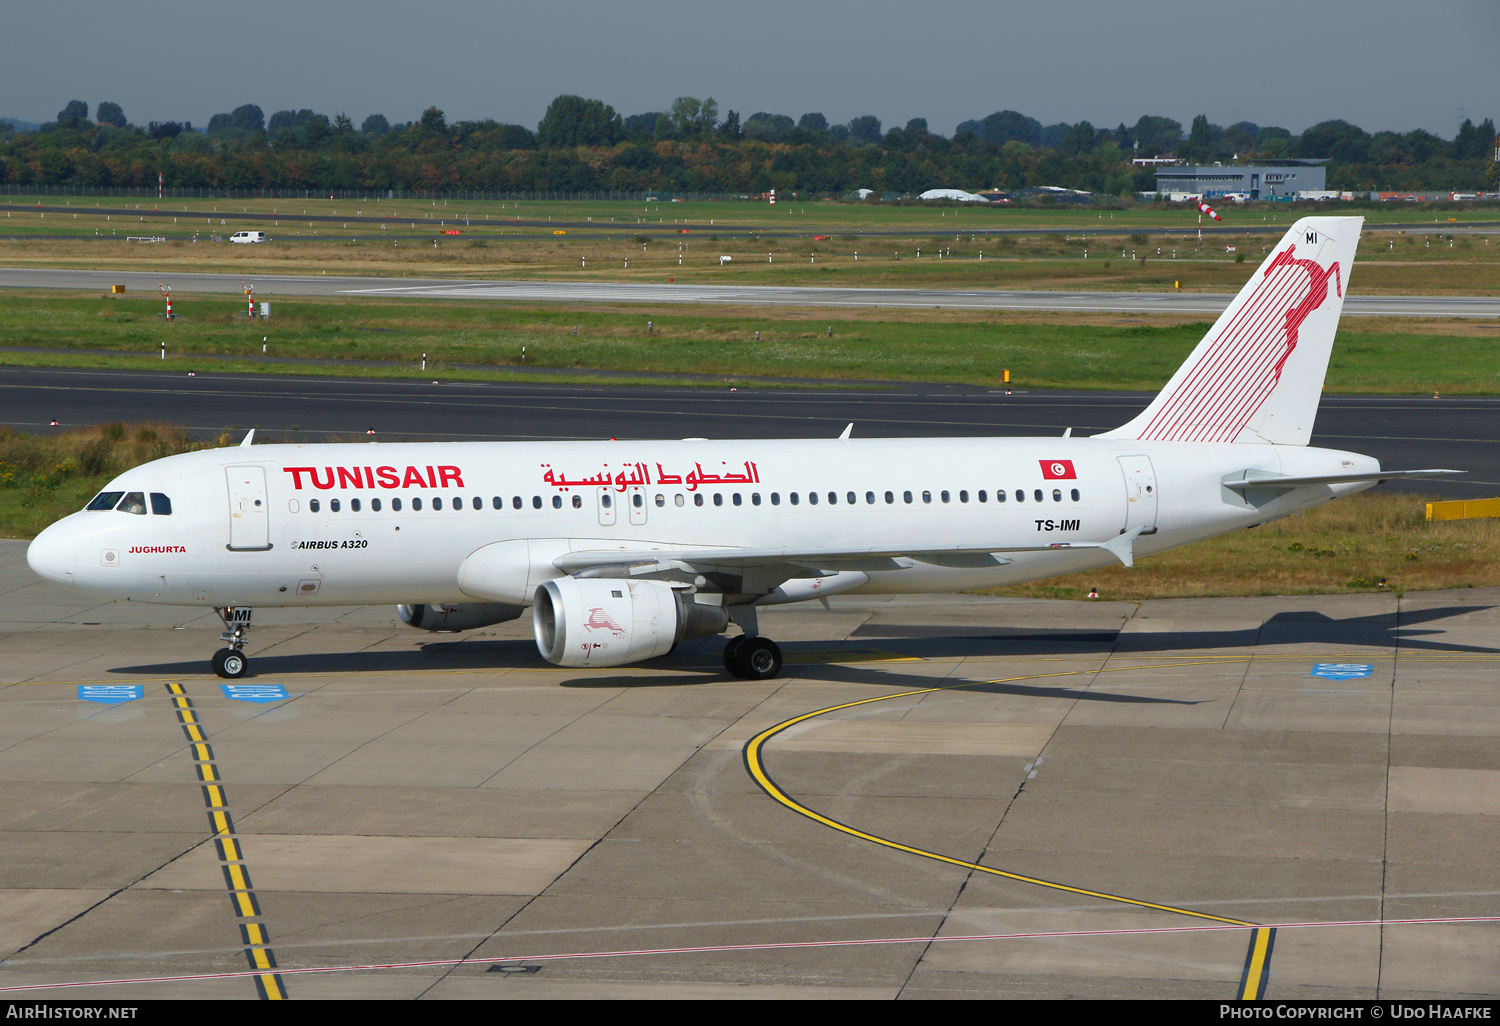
1, 97, 1494, 197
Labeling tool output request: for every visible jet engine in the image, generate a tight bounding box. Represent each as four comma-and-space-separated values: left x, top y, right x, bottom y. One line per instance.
532, 577, 728, 668
397, 603, 525, 632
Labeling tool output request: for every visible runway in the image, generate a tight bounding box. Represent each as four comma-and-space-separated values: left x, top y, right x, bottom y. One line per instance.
3, 541, 1498, 999
3, 266, 1498, 317
1, 366, 1494, 497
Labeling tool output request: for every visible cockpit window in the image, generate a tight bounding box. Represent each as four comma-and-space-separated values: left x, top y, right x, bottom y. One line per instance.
86, 491, 124, 511
150, 493, 172, 516
115, 492, 147, 515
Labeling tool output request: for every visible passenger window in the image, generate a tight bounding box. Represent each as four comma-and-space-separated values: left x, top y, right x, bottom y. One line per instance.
532, 496, 542, 509
808, 492, 818, 505
940, 490, 950, 503
574, 495, 583, 508
790, 492, 799, 505
771, 492, 780, 506
959, 490, 968, 503
331, 498, 342, 513
866, 491, 875, 505
513, 496, 522, 509
828, 492, 837, 505
472, 497, 482, 510
86, 491, 125, 511
351, 498, 362, 512
1071, 488, 1080, 501
432, 497, 442, 511
1053, 489, 1062, 502
116, 492, 147, 515
150, 493, 172, 515
454, 496, 462, 511
601, 494, 612, 508
732, 493, 742, 506
655, 494, 665, 507
553, 495, 563, 509
1014, 490, 1024, 502
922, 491, 931, 504
751, 493, 761, 506
978, 490, 987, 503
493, 496, 503, 510
996, 490, 1006, 503
903, 491, 912, 504
393, 497, 402, 511
713, 493, 723, 506
372, 498, 382, 512
1034, 489, 1044, 502
310, 498, 321, 512
885, 491, 894, 504
846, 491, 856, 505
694, 493, 704, 507
633, 494, 643, 508
674, 494, 684, 507
289, 499, 300, 513
411, 497, 421, 511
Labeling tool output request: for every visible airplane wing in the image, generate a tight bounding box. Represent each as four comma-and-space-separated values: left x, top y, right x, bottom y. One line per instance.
555, 529, 1147, 575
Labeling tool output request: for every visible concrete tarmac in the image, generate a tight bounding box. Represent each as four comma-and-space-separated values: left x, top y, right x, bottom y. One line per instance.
2, 266, 1498, 317
3, 540, 1499, 999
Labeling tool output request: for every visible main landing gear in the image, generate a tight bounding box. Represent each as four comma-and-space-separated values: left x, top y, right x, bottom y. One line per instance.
211, 606, 251, 679
723, 635, 783, 680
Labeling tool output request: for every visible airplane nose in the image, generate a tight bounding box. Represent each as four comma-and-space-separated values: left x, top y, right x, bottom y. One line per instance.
27, 521, 76, 587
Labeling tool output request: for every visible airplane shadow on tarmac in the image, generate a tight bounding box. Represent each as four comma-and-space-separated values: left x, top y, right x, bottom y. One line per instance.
851, 605, 1499, 657
108, 605, 1494, 680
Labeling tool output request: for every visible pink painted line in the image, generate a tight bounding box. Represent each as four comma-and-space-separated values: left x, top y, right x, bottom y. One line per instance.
4, 914, 1500, 994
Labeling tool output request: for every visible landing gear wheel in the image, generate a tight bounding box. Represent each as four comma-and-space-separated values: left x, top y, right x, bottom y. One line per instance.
733, 637, 783, 681
213, 648, 249, 679
723, 635, 749, 675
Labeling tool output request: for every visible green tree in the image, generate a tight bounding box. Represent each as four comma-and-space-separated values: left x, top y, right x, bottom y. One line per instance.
798, 112, 828, 133
361, 113, 389, 135
419, 106, 448, 134
848, 115, 882, 143
537, 95, 622, 147
230, 104, 265, 133
669, 97, 718, 139
56, 100, 88, 124
95, 102, 125, 128
719, 110, 741, 140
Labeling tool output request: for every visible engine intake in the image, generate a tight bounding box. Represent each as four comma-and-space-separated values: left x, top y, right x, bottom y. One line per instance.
533, 577, 728, 668
397, 602, 524, 632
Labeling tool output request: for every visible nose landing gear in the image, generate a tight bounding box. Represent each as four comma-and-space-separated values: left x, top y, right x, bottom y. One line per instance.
211, 606, 251, 678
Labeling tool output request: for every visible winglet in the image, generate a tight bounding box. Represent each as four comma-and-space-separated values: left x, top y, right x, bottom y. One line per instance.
838, 423, 853, 441
1101, 528, 1144, 568
240, 429, 255, 447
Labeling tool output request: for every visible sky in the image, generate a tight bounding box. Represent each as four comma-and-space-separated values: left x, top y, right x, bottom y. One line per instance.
4, 0, 1496, 139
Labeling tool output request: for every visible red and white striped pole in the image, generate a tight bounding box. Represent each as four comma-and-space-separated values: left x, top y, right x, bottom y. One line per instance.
159, 283, 172, 321
157, 172, 163, 202
243, 281, 254, 319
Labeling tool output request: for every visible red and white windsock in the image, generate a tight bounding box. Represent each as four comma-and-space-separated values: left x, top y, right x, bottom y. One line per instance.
1196, 200, 1222, 221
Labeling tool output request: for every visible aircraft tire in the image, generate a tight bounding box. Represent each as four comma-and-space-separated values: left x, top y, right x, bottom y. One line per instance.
734, 637, 783, 681
218, 649, 249, 679
723, 635, 749, 676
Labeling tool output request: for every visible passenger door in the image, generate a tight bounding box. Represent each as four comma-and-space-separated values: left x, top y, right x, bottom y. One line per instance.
226, 466, 272, 550
1117, 455, 1158, 534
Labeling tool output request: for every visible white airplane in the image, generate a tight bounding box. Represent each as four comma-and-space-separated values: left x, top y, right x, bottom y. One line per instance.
26, 216, 1456, 680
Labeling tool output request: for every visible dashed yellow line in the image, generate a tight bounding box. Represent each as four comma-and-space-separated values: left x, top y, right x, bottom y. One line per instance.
164, 682, 287, 1000
743, 659, 1272, 997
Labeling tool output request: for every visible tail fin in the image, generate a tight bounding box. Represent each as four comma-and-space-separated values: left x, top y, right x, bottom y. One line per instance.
1099, 216, 1363, 445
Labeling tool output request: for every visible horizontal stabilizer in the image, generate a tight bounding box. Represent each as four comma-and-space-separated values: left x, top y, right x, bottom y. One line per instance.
1223, 468, 1464, 492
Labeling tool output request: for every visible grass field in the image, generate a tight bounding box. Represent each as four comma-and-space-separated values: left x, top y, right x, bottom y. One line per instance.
1, 290, 1496, 392
3, 426, 1492, 600
0, 197, 1494, 292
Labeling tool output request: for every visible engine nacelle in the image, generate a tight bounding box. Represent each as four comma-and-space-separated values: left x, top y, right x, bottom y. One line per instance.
532, 577, 728, 668
397, 602, 525, 632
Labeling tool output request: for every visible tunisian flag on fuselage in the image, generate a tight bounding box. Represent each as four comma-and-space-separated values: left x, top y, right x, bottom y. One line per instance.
1040, 460, 1077, 480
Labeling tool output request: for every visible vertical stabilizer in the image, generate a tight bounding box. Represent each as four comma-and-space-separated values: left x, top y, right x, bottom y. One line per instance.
1099, 216, 1363, 445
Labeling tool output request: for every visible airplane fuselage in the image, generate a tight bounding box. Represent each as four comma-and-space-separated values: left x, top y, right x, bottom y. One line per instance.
28, 435, 1378, 609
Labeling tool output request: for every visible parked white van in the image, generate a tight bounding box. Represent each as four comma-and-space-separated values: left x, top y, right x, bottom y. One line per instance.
229, 231, 268, 244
